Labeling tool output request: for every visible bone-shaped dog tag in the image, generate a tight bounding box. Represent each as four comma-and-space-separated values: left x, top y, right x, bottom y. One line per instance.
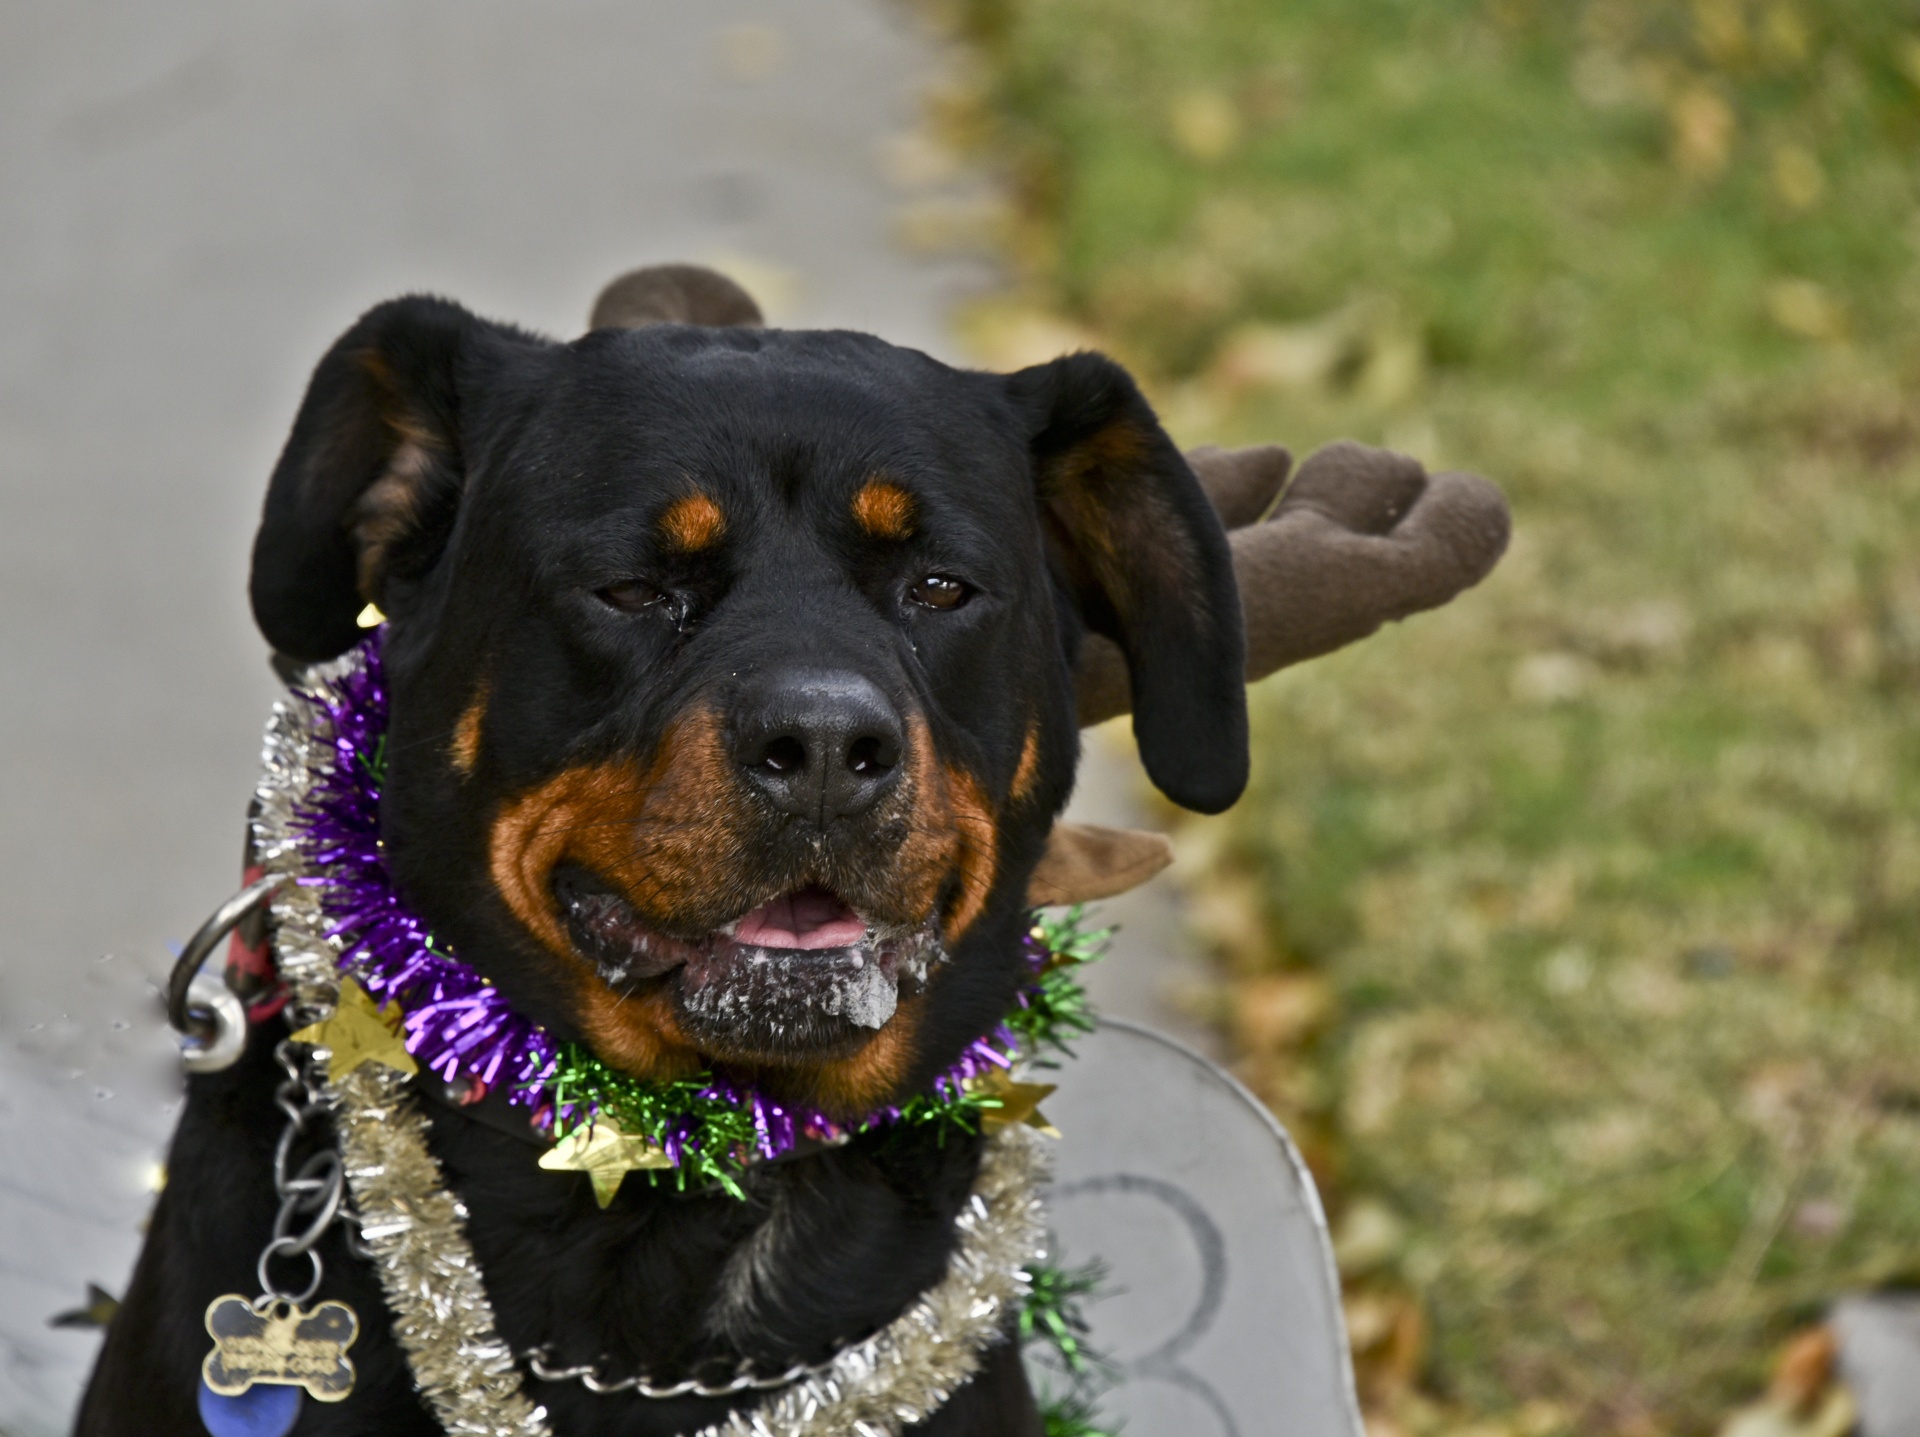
202, 1294, 359, 1401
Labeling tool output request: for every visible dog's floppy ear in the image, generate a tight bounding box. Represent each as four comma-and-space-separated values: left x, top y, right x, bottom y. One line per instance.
1006, 352, 1249, 814
250, 295, 527, 661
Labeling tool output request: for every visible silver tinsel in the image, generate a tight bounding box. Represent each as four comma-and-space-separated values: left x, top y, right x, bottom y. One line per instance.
254, 651, 551, 1437
692, 1126, 1046, 1437
250, 647, 1047, 1436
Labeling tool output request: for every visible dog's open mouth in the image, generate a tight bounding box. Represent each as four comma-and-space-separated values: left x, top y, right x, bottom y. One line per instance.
553, 866, 940, 1060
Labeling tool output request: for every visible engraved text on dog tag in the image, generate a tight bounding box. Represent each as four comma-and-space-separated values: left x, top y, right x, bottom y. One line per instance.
202, 1294, 359, 1401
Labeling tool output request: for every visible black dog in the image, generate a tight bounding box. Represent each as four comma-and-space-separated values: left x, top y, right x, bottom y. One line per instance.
78, 266, 1507, 1435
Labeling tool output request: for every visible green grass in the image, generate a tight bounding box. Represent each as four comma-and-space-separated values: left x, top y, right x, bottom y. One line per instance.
932, 0, 1920, 1430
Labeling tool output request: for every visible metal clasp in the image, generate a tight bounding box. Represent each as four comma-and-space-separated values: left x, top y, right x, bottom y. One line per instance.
167, 874, 286, 1073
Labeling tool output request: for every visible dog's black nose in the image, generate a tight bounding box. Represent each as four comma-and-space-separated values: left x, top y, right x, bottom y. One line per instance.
731, 670, 905, 823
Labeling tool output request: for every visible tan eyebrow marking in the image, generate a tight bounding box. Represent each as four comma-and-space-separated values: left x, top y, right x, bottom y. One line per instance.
852, 479, 916, 540
659, 493, 727, 551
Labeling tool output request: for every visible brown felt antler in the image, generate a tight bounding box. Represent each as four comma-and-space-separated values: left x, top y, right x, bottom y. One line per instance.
584, 267, 1513, 734
1074, 440, 1511, 727
589, 264, 765, 330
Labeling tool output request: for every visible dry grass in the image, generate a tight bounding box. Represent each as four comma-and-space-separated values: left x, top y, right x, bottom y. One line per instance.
925, 0, 1920, 1431
1189, 365, 1920, 1434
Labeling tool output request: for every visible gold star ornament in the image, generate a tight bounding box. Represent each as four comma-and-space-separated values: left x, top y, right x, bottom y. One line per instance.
290, 977, 419, 1084
968, 1069, 1061, 1138
538, 1120, 674, 1208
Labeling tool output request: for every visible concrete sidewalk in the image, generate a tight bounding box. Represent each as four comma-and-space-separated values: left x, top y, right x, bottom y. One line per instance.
0, 5, 997, 1427
0, 5, 1217, 1430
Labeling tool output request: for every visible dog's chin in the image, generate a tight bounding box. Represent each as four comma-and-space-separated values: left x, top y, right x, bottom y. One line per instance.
553, 867, 942, 1066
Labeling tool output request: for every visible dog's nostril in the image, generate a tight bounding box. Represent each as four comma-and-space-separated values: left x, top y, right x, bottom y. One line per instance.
761, 735, 807, 774
846, 735, 895, 775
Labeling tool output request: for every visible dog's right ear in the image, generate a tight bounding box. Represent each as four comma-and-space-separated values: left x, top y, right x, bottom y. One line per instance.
250, 296, 532, 662
1006, 352, 1249, 814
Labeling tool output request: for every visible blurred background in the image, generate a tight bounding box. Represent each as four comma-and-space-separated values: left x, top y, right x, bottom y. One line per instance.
926, 1, 1920, 1433
0, 3, 998, 1429
6, 1, 1920, 1435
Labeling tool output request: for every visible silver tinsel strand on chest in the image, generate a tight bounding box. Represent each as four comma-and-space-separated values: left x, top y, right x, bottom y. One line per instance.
253, 652, 552, 1437
250, 648, 1047, 1436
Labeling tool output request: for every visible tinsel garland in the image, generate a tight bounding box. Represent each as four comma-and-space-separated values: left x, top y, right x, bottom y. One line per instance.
251, 641, 1062, 1436
334, 1063, 550, 1435
698, 1126, 1046, 1437
284, 632, 1092, 1195
253, 650, 551, 1437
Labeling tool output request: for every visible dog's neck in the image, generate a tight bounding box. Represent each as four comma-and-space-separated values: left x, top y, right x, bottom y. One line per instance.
420, 1087, 985, 1432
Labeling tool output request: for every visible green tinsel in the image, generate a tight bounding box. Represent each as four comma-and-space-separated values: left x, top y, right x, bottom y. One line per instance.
1008, 907, 1110, 1065
1021, 1258, 1121, 1437
1038, 1394, 1120, 1437
542, 1048, 770, 1199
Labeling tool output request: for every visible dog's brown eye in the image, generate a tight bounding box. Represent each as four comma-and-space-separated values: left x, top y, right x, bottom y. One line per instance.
597, 580, 666, 613
907, 575, 971, 611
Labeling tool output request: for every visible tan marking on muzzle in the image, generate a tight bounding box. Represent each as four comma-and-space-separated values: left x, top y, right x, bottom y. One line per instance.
488, 755, 709, 1080
797, 998, 925, 1117
941, 763, 998, 942
485, 703, 1002, 1099
891, 714, 997, 944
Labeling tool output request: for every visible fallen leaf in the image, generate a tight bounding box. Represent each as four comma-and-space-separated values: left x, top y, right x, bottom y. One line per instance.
1771, 145, 1824, 212
1168, 89, 1242, 162
1765, 278, 1846, 341
1670, 87, 1735, 178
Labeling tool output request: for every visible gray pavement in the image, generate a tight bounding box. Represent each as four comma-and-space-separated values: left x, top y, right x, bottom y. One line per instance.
0, 5, 1209, 1431
1069, 739, 1226, 1059
0, 5, 1000, 1428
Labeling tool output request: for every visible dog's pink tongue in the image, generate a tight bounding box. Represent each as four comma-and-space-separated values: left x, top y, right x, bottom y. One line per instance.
733, 889, 867, 951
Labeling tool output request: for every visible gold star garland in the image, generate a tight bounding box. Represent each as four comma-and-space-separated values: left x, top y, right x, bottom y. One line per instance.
537, 1120, 675, 1208
968, 1068, 1062, 1138
289, 976, 419, 1084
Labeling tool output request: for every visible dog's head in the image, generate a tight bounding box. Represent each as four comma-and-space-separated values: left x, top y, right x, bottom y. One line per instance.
250, 276, 1246, 1116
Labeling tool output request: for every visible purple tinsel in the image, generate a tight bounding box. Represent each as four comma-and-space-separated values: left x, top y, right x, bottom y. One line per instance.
290, 636, 555, 1105
286, 633, 1027, 1160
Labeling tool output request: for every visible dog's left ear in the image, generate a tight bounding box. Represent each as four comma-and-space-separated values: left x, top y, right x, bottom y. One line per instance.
1006, 352, 1249, 814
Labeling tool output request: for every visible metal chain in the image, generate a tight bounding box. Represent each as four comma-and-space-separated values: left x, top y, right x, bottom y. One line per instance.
250, 1038, 367, 1310
520, 1346, 831, 1400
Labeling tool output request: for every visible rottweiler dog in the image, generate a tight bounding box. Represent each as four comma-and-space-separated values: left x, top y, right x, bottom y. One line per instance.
78, 266, 1507, 1436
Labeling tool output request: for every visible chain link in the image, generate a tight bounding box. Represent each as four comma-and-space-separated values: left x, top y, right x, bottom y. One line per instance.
521, 1346, 830, 1399
249, 1039, 366, 1309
